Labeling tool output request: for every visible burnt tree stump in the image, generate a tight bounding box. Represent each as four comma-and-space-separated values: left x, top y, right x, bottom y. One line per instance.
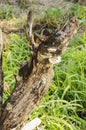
0, 11, 79, 130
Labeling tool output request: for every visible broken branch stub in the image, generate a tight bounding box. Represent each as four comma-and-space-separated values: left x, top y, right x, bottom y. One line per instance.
0, 11, 79, 130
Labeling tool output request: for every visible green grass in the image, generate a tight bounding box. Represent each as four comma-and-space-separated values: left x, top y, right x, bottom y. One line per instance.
2, 3, 86, 130
29, 34, 86, 130
0, 4, 14, 20
3, 34, 30, 102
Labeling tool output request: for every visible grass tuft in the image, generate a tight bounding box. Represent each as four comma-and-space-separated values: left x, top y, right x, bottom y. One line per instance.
3, 34, 30, 102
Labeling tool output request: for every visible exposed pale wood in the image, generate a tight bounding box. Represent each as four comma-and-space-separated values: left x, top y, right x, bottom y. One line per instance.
21, 118, 41, 130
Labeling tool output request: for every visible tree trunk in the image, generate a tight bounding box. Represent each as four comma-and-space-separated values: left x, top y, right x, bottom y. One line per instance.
0, 11, 79, 130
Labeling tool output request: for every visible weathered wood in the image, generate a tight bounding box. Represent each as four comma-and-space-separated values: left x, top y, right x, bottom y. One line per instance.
0, 12, 79, 130
1, 61, 54, 130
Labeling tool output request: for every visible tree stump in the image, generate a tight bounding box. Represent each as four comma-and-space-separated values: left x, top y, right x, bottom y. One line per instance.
0, 11, 79, 130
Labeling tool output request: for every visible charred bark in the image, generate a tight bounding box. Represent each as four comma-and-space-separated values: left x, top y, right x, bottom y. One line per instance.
0, 11, 79, 130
